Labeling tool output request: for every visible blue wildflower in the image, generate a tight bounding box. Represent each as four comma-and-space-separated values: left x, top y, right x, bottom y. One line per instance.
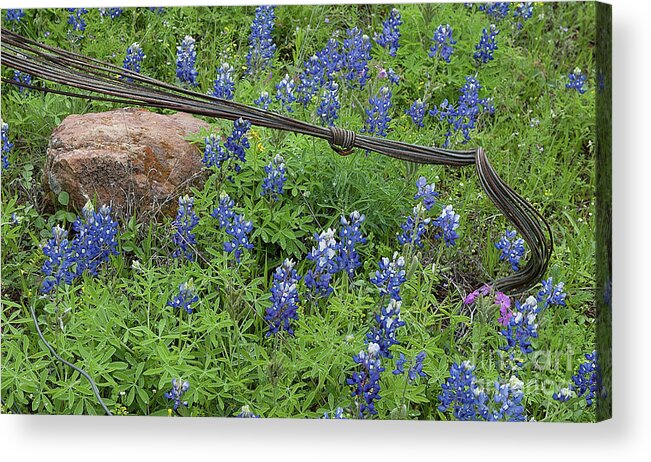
171, 195, 199, 261
429, 24, 456, 63
513, 2, 534, 29
176, 35, 198, 87
479, 2, 511, 21
212, 62, 236, 100
2, 122, 13, 170
474, 24, 500, 64
552, 387, 573, 402
537, 277, 567, 308
148, 7, 165, 14
245, 6, 276, 75
318, 38, 344, 77
265, 258, 301, 336
366, 298, 406, 358
164, 378, 190, 411
500, 295, 539, 355
223, 213, 254, 263
211, 193, 235, 229
347, 342, 384, 418
495, 229, 526, 271
323, 407, 346, 419
434, 205, 460, 247
567, 69, 587, 94
374, 8, 403, 57
67, 8, 88, 32
100, 8, 123, 19
236, 405, 260, 418
296, 55, 326, 107
414, 176, 438, 211
342, 27, 372, 88
336, 211, 366, 278
363, 86, 393, 137
5, 9, 25, 22
317, 79, 341, 127
261, 154, 287, 201
121, 43, 145, 81
167, 281, 199, 314
224, 118, 251, 173
203, 134, 228, 169
40, 225, 76, 294
393, 351, 427, 383
571, 351, 598, 406
275, 74, 297, 113
398, 204, 431, 249
12, 70, 32, 94
254, 91, 273, 110
491, 376, 526, 421
305, 228, 340, 299
438, 361, 491, 421
429, 76, 494, 147
405, 99, 427, 128
70, 203, 119, 277
370, 253, 407, 301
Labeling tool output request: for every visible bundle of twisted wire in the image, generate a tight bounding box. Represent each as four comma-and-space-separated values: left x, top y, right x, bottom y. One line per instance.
1, 28, 551, 294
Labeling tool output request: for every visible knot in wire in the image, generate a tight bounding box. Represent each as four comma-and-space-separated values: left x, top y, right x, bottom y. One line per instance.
328, 126, 356, 156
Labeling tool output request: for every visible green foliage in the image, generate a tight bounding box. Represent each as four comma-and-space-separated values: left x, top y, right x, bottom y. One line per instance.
1, 3, 598, 421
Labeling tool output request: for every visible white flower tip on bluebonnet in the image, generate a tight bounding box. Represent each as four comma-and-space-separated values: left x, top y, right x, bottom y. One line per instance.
219, 191, 231, 201
509, 375, 524, 392
525, 295, 538, 307
368, 342, 380, 356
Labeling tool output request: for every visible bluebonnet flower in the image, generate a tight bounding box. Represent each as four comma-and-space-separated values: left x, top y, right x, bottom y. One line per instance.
265, 258, 301, 336
571, 351, 598, 406
148, 7, 165, 14
398, 204, 431, 249
405, 99, 427, 128
552, 387, 573, 402
567, 69, 587, 94
478, 2, 511, 21
70, 203, 119, 277
495, 229, 526, 271
261, 154, 287, 201
393, 351, 427, 383
176, 36, 198, 87
474, 24, 500, 64
500, 295, 539, 355
433, 205, 460, 247
336, 211, 366, 278
40, 225, 76, 294
167, 281, 199, 314
296, 55, 326, 107
429, 76, 494, 147
2, 122, 13, 170
370, 253, 407, 301
374, 8, 403, 57
212, 62, 236, 100
275, 74, 297, 113
236, 405, 260, 418
121, 43, 145, 81
347, 342, 385, 418
223, 213, 254, 263
211, 193, 235, 229
537, 277, 567, 308
387, 68, 401, 85
305, 228, 340, 299
438, 361, 490, 421
317, 79, 341, 127
224, 118, 251, 173
5, 9, 25, 22
317, 38, 344, 77
164, 378, 190, 411
429, 24, 456, 63
100, 8, 123, 19
323, 407, 346, 419
245, 6, 276, 75
202, 134, 228, 169
254, 91, 272, 110
342, 27, 372, 88
492, 376, 526, 421
363, 86, 392, 138
67, 8, 88, 32
414, 176, 438, 211
513, 2, 534, 29
366, 298, 406, 358
12, 71, 32, 94
171, 195, 199, 261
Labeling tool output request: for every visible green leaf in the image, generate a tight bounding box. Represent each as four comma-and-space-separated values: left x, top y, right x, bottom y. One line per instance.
57, 191, 69, 206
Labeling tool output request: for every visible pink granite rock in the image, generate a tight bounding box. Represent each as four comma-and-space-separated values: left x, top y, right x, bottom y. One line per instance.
44, 108, 211, 219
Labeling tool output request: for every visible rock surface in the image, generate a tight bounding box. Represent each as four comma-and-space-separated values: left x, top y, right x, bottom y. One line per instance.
44, 108, 211, 218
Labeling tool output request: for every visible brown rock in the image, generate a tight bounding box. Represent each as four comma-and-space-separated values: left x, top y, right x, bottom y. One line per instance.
44, 108, 212, 219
